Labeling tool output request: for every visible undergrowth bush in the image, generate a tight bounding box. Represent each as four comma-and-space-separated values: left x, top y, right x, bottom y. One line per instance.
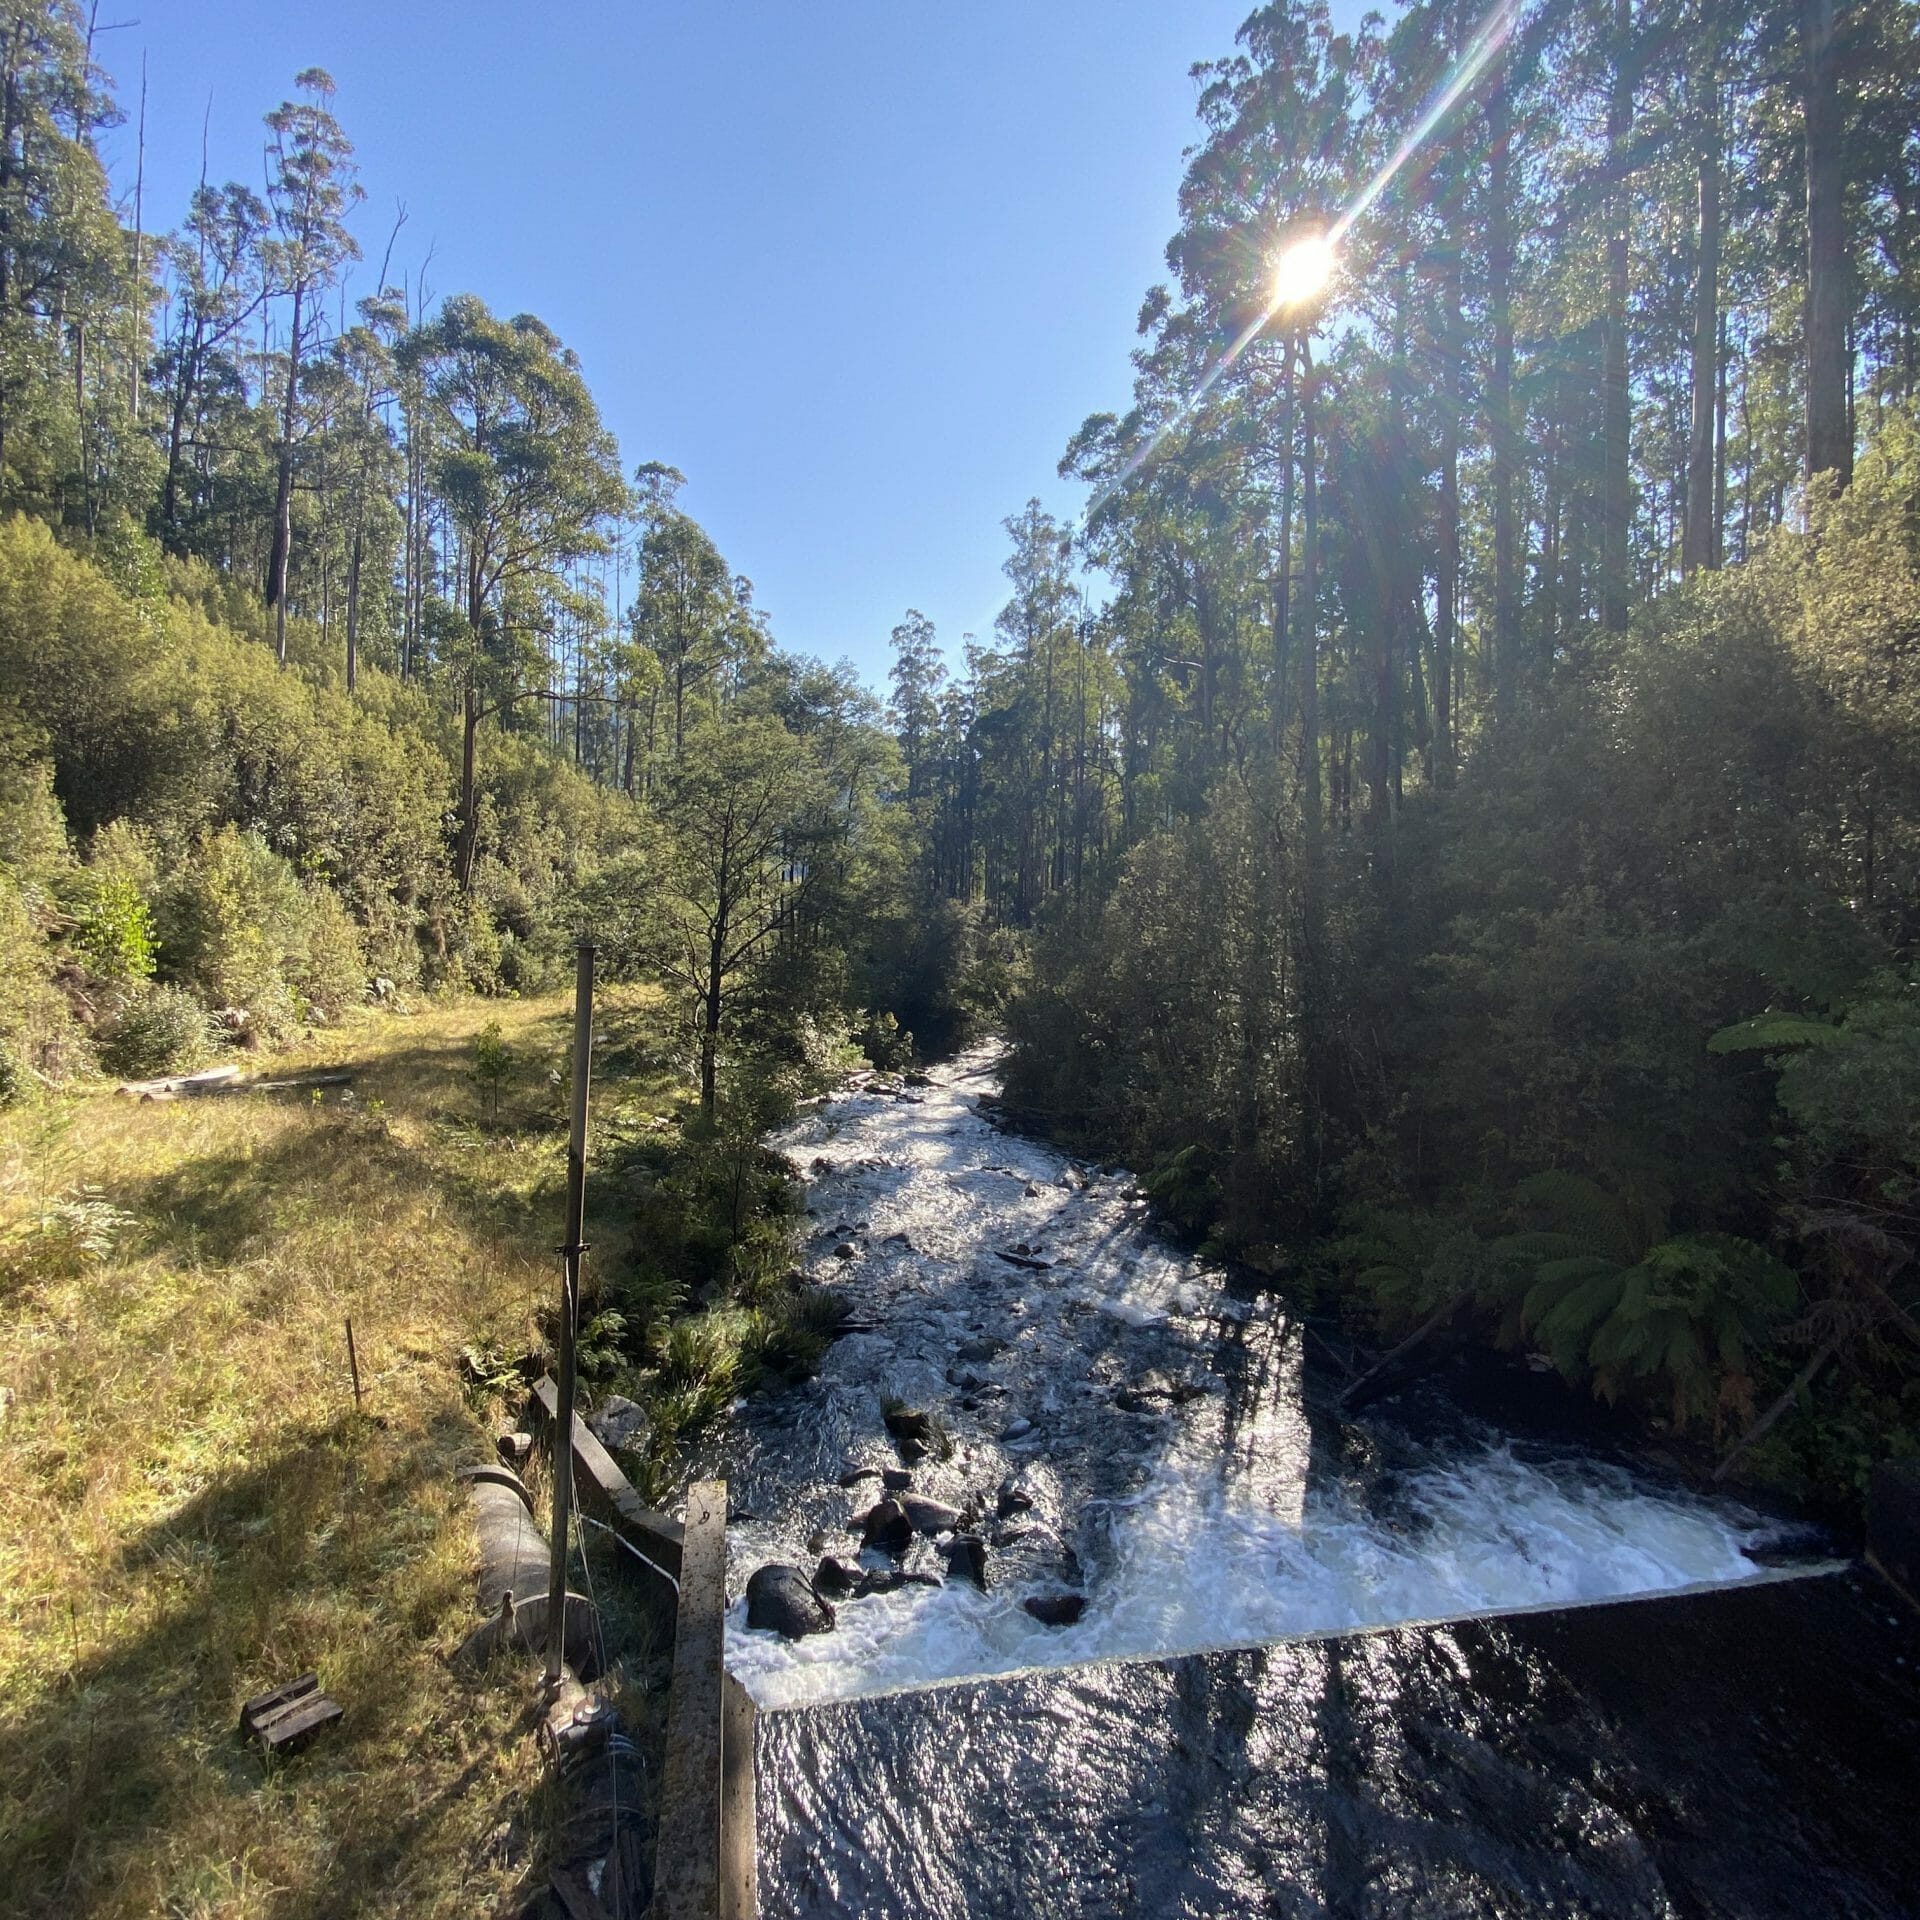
95, 984, 210, 1079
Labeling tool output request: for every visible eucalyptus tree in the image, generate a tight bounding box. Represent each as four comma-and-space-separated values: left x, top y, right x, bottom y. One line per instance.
0, 0, 129, 520
631, 504, 736, 765
153, 182, 268, 548
261, 68, 362, 663
653, 715, 832, 1119
398, 293, 627, 887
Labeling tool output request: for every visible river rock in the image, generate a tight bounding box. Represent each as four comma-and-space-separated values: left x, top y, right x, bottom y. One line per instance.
946, 1535, 989, 1589
858, 1498, 914, 1555
882, 1467, 913, 1492
904, 1070, 932, 1086
903, 1495, 964, 1536
996, 1480, 1035, 1518
834, 1242, 858, 1260
813, 1555, 861, 1600
999, 1416, 1033, 1442
883, 1405, 946, 1462
746, 1564, 835, 1639
1023, 1592, 1086, 1628
856, 1566, 905, 1597
956, 1336, 1004, 1364
586, 1394, 648, 1451
838, 1466, 883, 1488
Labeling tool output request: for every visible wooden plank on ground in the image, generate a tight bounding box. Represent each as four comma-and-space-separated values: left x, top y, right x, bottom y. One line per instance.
653, 1478, 728, 1920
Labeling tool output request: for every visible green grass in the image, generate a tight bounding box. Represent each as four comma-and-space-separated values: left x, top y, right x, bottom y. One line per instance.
0, 988, 680, 1919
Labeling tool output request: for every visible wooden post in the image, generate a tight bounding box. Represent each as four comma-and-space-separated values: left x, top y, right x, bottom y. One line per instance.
344, 1317, 362, 1414
546, 940, 595, 1686
655, 1479, 729, 1920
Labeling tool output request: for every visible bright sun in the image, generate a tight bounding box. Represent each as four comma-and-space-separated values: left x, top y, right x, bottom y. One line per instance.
1271, 233, 1336, 310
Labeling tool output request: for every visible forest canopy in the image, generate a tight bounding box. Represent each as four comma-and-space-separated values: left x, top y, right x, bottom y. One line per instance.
0, 0, 1917, 1504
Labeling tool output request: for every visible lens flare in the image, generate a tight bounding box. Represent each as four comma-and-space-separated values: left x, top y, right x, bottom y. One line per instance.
1078, 0, 1524, 532
1272, 234, 1336, 310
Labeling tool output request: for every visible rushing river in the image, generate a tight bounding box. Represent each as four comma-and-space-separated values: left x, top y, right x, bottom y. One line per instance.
709, 1049, 1919, 1918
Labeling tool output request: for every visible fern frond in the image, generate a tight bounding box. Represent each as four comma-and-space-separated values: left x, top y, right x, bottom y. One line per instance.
1512, 1170, 1641, 1264
1707, 1012, 1843, 1054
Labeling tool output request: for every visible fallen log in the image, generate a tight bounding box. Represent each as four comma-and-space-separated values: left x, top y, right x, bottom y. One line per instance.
115, 1064, 354, 1099
116, 1064, 243, 1099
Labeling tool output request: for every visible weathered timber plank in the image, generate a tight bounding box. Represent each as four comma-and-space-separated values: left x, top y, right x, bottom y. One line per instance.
253, 1691, 342, 1754
238, 1671, 318, 1734
720, 1671, 758, 1920
530, 1376, 684, 1583
653, 1478, 728, 1920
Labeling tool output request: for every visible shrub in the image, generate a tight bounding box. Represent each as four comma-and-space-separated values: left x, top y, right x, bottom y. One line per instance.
469, 1021, 513, 1124
65, 864, 156, 988
155, 826, 307, 1034
290, 885, 365, 1022
0, 867, 76, 1088
96, 984, 211, 1079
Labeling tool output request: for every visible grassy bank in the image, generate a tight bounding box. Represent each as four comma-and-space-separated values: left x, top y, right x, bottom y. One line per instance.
0, 990, 685, 1919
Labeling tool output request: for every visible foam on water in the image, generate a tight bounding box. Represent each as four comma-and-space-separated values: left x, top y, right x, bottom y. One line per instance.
719, 1049, 1810, 1713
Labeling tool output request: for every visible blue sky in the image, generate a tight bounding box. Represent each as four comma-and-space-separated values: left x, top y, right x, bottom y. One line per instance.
93, 2, 1274, 685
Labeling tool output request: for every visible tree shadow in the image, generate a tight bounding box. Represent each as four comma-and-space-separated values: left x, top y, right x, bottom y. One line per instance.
0, 1405, 533, 1918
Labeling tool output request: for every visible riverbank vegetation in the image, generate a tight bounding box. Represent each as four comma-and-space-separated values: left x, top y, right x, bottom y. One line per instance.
1, 14, 1919, 1888
884, 0, 1920, 1510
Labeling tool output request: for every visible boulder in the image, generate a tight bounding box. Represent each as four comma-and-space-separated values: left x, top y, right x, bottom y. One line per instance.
858, 1498, 914, 1555
902, 1495, 964, 1536
883, 1405, 947, 1462
881, 1467, 913, 1492
1023, 1592, 1086, 1628
586, 1394, 649, 1451
812, 1555, 861, 1600
946, 1534, 989, 1590
834, 1242, 859, 1260
996, 1481, 1036, 1519
745, 1564, 835, 1640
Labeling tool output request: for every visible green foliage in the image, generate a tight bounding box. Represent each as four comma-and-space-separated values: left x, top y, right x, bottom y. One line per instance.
1708, 1013, 1847, 1054
1489, 1172, 1799, 1427
95, 984, 211, 1079
64, 864, 155, 988
468, 1020, 513, 1125
1143, 1144, 1222, 1236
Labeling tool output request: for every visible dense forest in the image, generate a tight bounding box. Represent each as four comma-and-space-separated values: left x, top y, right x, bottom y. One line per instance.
1, 0, 1918, 1510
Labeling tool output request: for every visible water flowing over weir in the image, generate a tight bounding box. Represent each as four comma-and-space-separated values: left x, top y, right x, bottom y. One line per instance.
706, 1051, 1920, 1917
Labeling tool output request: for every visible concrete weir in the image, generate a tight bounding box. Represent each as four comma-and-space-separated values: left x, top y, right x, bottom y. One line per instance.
742, 1567, 1919, 1920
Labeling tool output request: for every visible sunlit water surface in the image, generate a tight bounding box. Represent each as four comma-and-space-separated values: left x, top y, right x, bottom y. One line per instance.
714, 1048, 1814, 1712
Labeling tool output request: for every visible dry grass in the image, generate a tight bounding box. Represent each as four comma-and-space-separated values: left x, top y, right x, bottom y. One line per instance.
0, 989, 675, 1919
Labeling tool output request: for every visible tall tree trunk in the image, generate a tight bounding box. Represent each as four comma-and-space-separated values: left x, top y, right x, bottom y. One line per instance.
1270, 342, 1296, 753
1488, 63, 1520, 712
1803, 0, 1851, 485
267, 280, 304, 663
345, 519, 362, 693
458, 683, 480, 893
1435, 238, 1461, 783
1683, 86, 1722, 576
1601, 0, 1634, 632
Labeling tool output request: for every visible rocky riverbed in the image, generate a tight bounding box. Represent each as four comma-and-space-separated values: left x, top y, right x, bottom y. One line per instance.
710, 1047, 1820, 1712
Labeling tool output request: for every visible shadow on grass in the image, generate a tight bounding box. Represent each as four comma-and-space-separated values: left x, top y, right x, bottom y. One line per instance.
0, 1405, 541, 1919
